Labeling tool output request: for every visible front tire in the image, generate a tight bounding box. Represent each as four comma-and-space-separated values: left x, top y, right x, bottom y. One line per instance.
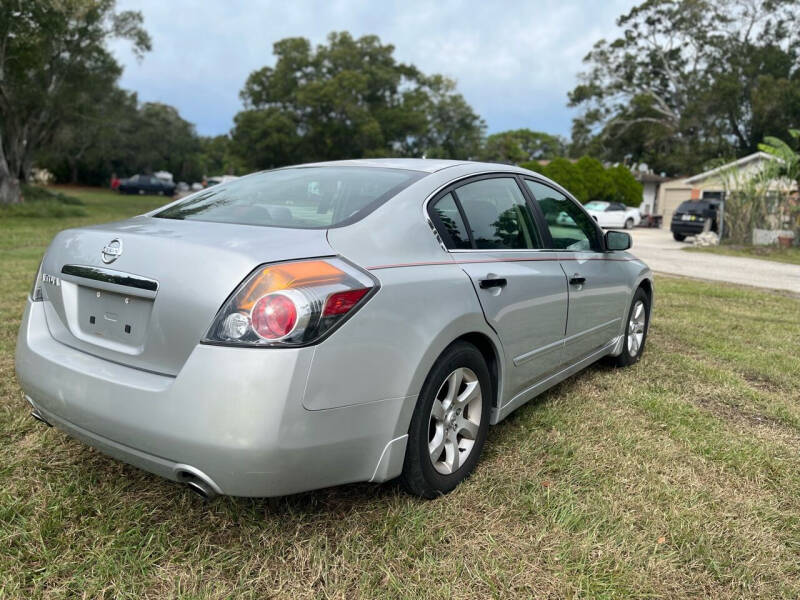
625, 217, 634, 229
673, 232, 686, 242
610, 288, 650, 368
400, 341, 491, 498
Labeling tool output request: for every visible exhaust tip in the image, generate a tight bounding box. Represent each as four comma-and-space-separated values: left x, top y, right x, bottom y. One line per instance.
185, 478, 217, 502
174, 465, 221, 502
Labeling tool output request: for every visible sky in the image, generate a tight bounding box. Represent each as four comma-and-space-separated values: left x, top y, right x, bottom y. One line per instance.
110, 0, 638, 139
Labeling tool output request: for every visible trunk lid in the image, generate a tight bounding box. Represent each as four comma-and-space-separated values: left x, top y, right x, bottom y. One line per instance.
40, 216, 333, 375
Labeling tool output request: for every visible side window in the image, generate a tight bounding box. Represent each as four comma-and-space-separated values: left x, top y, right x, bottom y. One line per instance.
525, 180, 600, 251
430, 193, 471, 249
455, 178, 540, 250
609, 203, 625, 211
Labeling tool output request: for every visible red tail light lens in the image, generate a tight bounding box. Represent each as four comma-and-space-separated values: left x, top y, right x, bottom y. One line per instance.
252, 293, 298, 339
204, 258, 377, 347
323, 288, 370, 316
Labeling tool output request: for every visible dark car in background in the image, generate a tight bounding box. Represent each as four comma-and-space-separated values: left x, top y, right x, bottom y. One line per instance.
118, 174, 176, 196
670, 199, 719, 241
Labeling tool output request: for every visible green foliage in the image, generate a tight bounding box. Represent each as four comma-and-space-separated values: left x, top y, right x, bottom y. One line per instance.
0, 0, 151, 203
519, 160, 545, 174
0, 185, 86, 217
20, 184, 83, 206
481, 129, 567, 164
231, 32, 485, 170
521, 157, 643, 206
540, 158, 589, 203
576, 156, 613, 202
569, 0, 800, 175
606, 165, 644, 207
759, 129, 800, 186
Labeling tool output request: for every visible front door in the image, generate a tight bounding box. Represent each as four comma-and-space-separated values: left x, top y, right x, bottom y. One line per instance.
524, 180, 630, 361
428, 177, 569, 396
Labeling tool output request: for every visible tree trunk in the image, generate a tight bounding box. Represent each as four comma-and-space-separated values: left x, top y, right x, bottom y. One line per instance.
69, 157, 79, 184
0, 131, 22, 204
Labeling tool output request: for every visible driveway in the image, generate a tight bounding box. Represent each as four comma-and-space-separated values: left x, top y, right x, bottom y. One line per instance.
628, 228, 800, 294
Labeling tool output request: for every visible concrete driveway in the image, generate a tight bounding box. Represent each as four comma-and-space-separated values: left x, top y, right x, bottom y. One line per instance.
628, 228, 800, 294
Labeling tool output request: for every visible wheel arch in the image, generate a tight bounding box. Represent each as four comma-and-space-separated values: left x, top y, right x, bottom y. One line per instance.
405, 320, 506, 425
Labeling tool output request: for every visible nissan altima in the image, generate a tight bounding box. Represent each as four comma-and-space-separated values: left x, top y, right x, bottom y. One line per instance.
16, 159, 653, 499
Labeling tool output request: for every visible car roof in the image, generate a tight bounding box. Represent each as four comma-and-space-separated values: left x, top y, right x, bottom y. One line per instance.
296, 158, 524, 174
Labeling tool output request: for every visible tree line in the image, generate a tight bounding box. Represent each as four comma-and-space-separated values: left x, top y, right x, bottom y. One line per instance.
1, 0, 798, 206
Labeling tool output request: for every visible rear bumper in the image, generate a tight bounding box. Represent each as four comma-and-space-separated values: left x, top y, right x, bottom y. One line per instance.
670, 221, 709, 235
15, 300, 410, 497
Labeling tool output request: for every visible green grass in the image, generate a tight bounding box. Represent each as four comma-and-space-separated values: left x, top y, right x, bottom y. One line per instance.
684, 243, 800, 265
0, 185, 88, 219
1, 188, 800, 598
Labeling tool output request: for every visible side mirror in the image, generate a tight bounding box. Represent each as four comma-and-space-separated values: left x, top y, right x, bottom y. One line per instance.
605, 230, 631, 251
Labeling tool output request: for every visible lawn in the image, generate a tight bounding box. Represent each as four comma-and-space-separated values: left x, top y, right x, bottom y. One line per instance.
1, 187, 799, 599
684, 243, 800, 265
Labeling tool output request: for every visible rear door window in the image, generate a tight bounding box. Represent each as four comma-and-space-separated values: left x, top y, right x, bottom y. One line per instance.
454, 178, 541, 250
429, 193, 471, 249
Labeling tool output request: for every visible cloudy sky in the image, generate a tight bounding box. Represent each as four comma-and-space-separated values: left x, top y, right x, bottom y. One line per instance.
110, 0, 637, 138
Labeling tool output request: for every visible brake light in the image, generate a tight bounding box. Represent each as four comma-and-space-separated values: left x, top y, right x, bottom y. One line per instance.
323, 289, 370, 316
204, 258, 377, 347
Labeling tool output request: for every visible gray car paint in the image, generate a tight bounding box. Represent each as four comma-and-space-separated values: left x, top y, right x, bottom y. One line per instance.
16, 158, 652, 497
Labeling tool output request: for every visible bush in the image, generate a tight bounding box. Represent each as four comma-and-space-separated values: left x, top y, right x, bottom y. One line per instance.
519, 157, 643, 207
0, 185, 87, 218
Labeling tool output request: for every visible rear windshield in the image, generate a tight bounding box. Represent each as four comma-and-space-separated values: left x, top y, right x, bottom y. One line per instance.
677, 200, 713, 212
154, 166, 424, 228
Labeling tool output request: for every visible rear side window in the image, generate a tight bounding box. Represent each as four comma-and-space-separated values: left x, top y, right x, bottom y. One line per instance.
155, 167, 423, 229
525, 180, 601, 251
430, 193, 471, 249
455, 178, 541, 249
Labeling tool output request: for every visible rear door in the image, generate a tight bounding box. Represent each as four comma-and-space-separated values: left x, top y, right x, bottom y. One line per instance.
524, 179, 630, 362
428, 176, 568, 396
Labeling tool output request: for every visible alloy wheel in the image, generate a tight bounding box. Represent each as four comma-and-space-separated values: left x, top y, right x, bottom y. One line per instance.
427, 367, 482, 475
627, 300, 646, 356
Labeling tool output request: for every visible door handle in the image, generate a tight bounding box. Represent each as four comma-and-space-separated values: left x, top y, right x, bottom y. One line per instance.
569, 274, 586, 285
479, 277, 507, 289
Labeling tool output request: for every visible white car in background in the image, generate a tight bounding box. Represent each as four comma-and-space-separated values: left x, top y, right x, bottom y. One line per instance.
584, 201, 641, 229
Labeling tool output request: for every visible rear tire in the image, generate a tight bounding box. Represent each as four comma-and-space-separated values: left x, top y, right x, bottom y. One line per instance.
400, 341, 491, 498
672, 232, 686, 242
609, 287, 650, 368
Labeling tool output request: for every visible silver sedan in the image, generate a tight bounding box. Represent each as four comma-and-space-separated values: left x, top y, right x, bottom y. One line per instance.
16, 159, 653, 499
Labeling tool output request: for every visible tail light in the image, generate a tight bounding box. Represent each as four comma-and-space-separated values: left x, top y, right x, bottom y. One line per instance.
203, 257, 378, 347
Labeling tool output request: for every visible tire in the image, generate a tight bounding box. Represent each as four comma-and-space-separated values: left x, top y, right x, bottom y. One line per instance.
625, 218, 634, 229
609, 287, 650, 368
400, 341, 491, 498
672, 232, 686, 242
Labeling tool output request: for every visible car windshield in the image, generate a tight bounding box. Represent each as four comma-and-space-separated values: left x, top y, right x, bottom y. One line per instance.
155, 167, 424, 229
584, 201, 608, 211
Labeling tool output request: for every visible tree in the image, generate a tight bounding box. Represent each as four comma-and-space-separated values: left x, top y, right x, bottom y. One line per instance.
541, 158, 588, 203
576, 156, 614, 201
569, 0, 800, 175
0, 0, 151, 203
520, 157, 643, 207
231, 32, 484, 170
759, 128, 800, 188
481, 129, 567, 164
606, 165, 644, 207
